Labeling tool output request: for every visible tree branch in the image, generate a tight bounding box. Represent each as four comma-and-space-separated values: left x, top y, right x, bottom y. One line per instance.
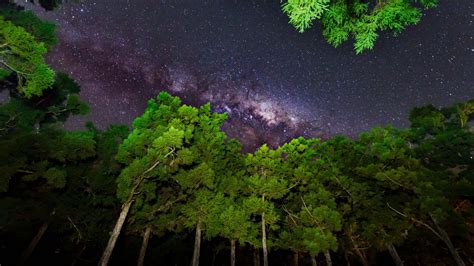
386, 202, 443, 240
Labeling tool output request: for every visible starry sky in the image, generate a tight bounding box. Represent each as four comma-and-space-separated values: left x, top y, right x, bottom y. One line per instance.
24, 0, 474, 149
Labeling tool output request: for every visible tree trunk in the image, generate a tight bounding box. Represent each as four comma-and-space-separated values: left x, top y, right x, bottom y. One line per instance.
347, 228, 368, 266
99, 199, 133, 266
192, 219, 202, 266
311, 255, 317, 266
324, 251, 332, 266
137, 226, 152, 266
18, 222, 49, 265
230, 239, 236, 266
293, 252, 299, 266
386, 243, 403, 266
254, 247, 260, 266
350, 238, 368, 266
430, 214, 465, 266
355, 248, 369, 266
71, 244, 86, 266
262, 211, 268, 266
344, 252, 351, 266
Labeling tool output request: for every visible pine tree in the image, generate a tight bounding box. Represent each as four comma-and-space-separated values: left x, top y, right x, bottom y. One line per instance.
99, 92, 230, 266
0, 7, 57, 48
0, 16, 55, 97
406, 101, 474, 266
244, 144, 288, 266
278, 138, 342, 266
282, 0, 437, 53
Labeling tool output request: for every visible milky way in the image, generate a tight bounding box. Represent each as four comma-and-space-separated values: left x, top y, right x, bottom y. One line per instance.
24, 0, 474, 149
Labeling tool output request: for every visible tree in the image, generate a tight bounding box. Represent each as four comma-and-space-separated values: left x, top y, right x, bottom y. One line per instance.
0, 115, 97, 264
278, 137, 342, 266
457, 99, 474, 128
282, 0, 330, 33
206, 196, 257, 266
0, 16, 55, 97
171, 101, 234, 266
244, 144, 288, 266
202, 139, 258, 266
0, 75, 92, 193
310, 130, 413, 265
55, 123, 129, 265
0, 7, 57, 48
406, 101, 474, 266
99, 92, 231, 266
282, 0, 437, 53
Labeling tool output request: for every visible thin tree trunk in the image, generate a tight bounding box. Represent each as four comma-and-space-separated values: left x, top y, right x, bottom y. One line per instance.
71, 244, 86, 266
311, 255, 317, 266
293, 252, 299, 266
18, 222, 49, 265
324, 251, 332, 266
262, 211, 268, 266
430, 214, 465, 266
99, 199, 133, 266
137, 226, 152, 266
254, 247, 260, 266
349, 235, 368, 266
192, 219, 202, 266
230, 239, 236, 266
99, 157, 164, 266
355, 248, 368, 266
346, 227, 368, 266
386, 243, 403, 266
344, 252, 351, 266
261, 194, 268, 266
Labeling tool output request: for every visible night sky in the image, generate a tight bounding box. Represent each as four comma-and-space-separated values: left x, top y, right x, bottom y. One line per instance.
25, 0, 474, 148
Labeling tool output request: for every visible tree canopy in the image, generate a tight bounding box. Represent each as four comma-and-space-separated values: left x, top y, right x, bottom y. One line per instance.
0, 13, 55, 97
282, 0, 438, 53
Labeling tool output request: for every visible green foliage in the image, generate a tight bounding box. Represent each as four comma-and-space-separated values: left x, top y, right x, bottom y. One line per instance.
43, 167, 67, 188
282, 0, 330, 32
0, 68, 9, 79
457, 99, 474, 128
0, 8, 57, 48
277, 137, 342, 256
206, 196, 257, 244
115, 91, 233, 246
284, 0, 435, 53
321, 1, 351, 47
245, 144, 288, 199
349, 127, 440, 247
418, 0, 438, 9
408, 100, 474, 207
0, 16, 55, 97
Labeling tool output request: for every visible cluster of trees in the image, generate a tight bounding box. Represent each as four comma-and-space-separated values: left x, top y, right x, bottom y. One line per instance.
1, 77, 472, 265
281, 0, 438, 53
1, 3, 473, 266
96, 92, 473, 266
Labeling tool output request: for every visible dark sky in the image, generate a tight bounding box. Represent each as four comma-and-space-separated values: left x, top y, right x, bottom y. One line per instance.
27, 0, 474, 148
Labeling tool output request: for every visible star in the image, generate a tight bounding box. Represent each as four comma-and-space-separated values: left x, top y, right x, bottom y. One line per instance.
21, 0, 474, 150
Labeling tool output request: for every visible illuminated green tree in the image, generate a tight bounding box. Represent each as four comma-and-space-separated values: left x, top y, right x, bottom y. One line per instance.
0, 16, 55, 97
99, 92, 229, 266
282, 0, 437, 53
0, 8, 57, 48
244, 144, 288, 266
278, 138, 341, 266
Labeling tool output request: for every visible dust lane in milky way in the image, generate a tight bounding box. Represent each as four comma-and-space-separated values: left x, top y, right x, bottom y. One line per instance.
26, 0, 474, 149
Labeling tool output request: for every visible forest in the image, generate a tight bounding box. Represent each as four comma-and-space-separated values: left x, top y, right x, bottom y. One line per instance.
1, 1, 473, 266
